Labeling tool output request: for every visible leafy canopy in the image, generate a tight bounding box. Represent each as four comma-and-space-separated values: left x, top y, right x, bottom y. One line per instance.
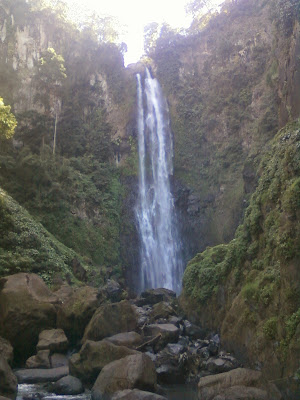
0, 98, 17, 139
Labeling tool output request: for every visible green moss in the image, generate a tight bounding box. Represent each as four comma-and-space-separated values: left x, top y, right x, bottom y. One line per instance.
0, 187, 79, 282
263, 316, 278, 340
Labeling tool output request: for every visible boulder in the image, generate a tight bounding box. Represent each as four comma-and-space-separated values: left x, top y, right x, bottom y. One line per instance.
0, 397, 12, 400
205, 357, 237, 374
211, 385, 269, 400
25, 350, 51, 369
150, 302, 177, 322
37, 329, 69, 354
154, 343, 186, 384
133, 306, 152, 327
112, 389, 167, 400
183, 320, 206, 340
50, 353, 68, 368
53, 375, 84, 395
91, 354, 157, 400
83, 301, 138, 342
143, 324, 179, 350
69, 339, 138, 384
0, 273, 57, 363
139, 289, 176, 306
0, 357, 17, 400
56, 286, 102, 345
0, 337, 13, 366
15, 366, 69, 384
106, 332, 143, 349
198, 368, 263, 400
100, 279, 123, 302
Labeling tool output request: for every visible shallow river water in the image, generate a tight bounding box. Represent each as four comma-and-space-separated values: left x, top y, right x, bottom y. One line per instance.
17, 383, 198, 400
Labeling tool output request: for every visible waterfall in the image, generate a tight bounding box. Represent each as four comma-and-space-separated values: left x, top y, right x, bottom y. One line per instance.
135, 69, 183, 294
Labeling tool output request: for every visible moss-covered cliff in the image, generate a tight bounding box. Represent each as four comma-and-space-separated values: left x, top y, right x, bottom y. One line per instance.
0, 0, 138, 283
151, 0, 300, 259
181, 120, 300, 382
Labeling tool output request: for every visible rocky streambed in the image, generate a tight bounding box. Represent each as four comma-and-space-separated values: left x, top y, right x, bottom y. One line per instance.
0, 273, 285, 400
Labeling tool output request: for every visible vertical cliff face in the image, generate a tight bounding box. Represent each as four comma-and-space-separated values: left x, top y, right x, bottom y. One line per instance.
0, 1, 139, 281
150, 0, 300, 387
152, 0, 300, 262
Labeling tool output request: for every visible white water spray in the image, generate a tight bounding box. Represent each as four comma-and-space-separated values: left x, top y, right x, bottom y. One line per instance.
135, 69, 183, 293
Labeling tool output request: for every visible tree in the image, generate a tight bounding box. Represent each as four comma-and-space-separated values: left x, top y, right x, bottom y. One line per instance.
144, 22, 160, 55
0, 97, 17, 140
185, 0, 212, 18
35, 47, 67, 154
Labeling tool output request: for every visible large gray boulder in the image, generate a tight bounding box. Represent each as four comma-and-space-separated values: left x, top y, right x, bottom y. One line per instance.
0, 273, 57, 363
106, 332, 143, 349
143, 324, 179, 350
15, 366, 69, 384
83, 301, 138, 342
198, 368, 264, 400
53, 375, 84, 395
25, 350, 51, 369
150, 302, 177, 322
139, 289, 176, 306
91, 354, 157, 400
0, 357, 17, 400
69, 339, 139, 384
37, 329, 69, 353
112, 390, 167, 400
56, 286, 102, 344
211, 385, 269, 400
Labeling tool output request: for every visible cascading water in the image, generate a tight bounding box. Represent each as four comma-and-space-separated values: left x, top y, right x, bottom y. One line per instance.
135, 69, 183, 294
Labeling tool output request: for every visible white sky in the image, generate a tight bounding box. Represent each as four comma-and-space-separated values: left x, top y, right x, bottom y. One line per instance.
64, 0, 224, 65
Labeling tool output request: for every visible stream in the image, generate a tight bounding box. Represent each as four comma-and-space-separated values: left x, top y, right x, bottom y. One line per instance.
16, 383, 198, 400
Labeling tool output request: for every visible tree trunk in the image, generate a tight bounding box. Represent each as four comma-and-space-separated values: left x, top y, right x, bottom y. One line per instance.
53, 112, 58, 155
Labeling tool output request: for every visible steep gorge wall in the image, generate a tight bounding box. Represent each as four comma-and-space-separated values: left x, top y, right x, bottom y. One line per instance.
152, 0, 300, 262
150, 0, 300, 389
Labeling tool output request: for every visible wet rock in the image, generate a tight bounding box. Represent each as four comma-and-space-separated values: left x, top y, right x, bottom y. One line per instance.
37, 329, 68, 354
53, 375, 84, 395
0, 396, 13, 400
183, 320, 206, 340
143, 324, 179, 350
0, 273, 57, 363
50, 353, 68, 368
112, 389, 167, 400
198, 368, 263, 400
69, 339, 138, 384
0, 356, 17, 399
91, 354, 157, 400
212, 385, 268, 400
0, 337, 13, 366
208, 342, 219, 356
25, 350, 51, 369
15, 366, 69, 384
83, 300, 138, 342
101, 279, 123, 302
57, 286, 102, 345
168, 316, 183, 327
133, 306, 152, 327
139, 289, 176, 306
153, 343, 186, 385
204, 357, 237, 374
150, 302, 177, 322
106, 332, 143, 348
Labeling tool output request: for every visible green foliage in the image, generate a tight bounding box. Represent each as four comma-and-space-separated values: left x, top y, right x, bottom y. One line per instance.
183, 120, 300, 357
0, 187, 78, 281
263, 317, 278, 340
0, 97, 17, 139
